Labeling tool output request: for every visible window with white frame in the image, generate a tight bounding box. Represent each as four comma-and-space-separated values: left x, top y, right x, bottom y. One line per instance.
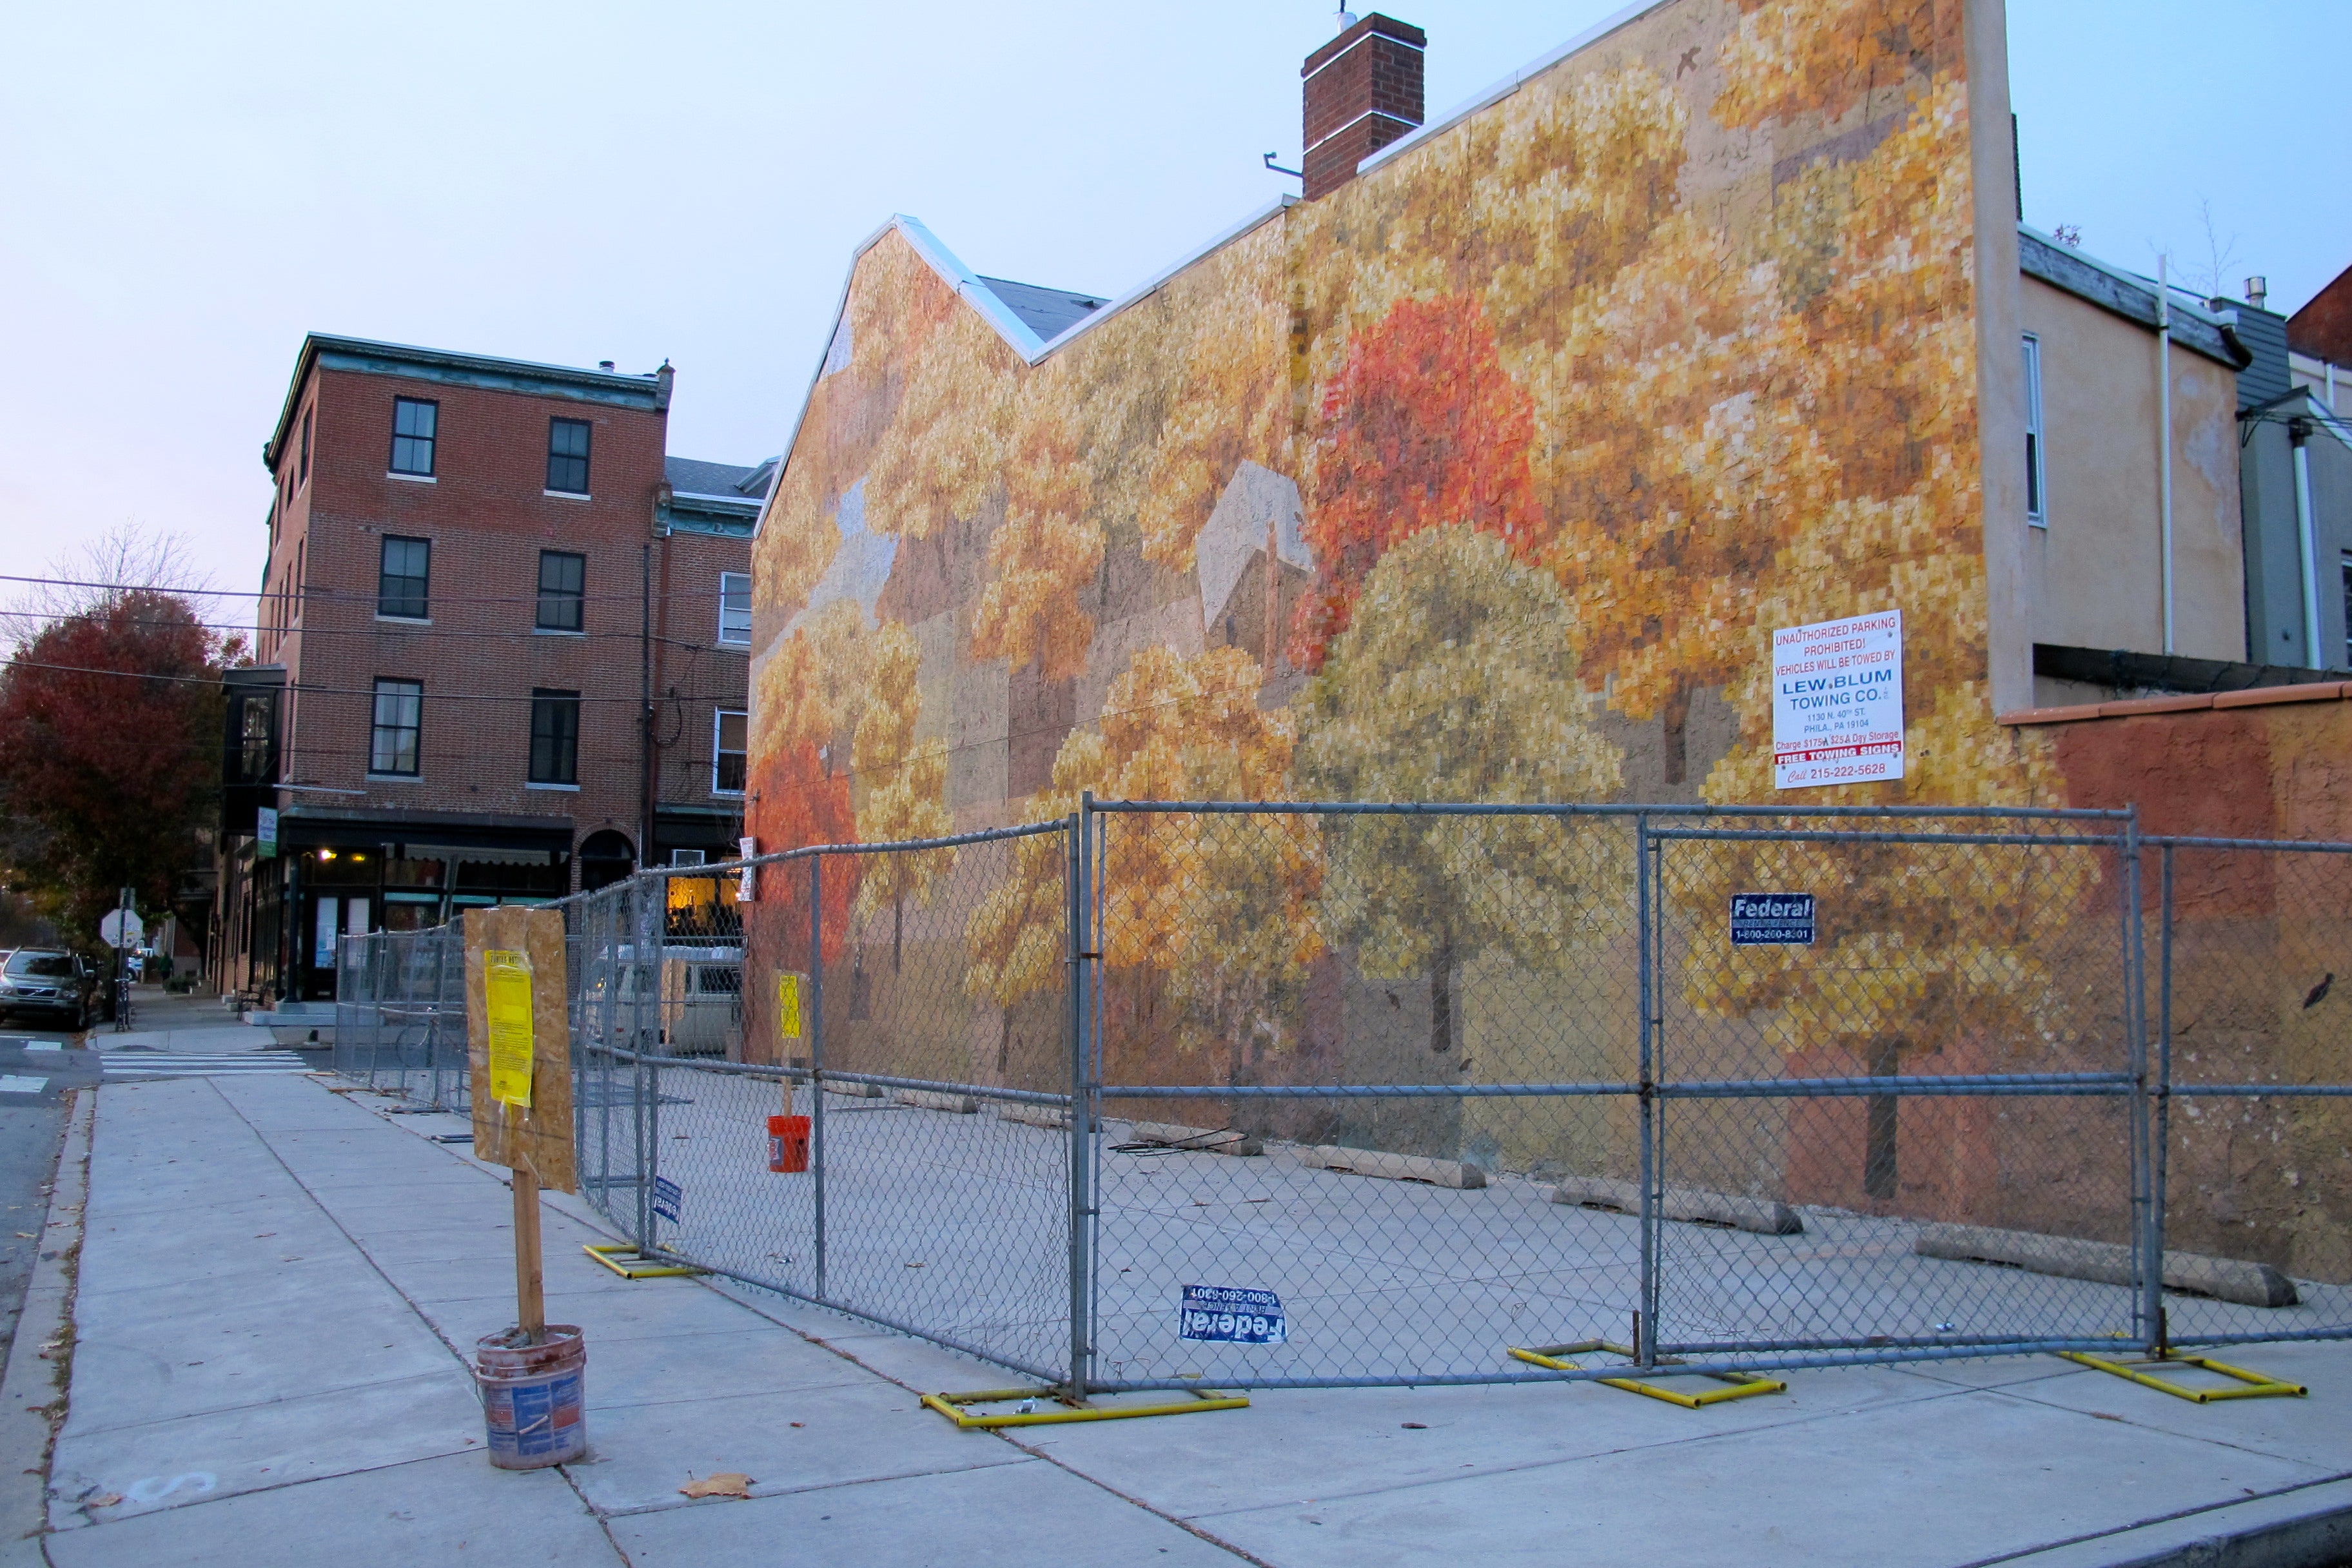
2023, 333, 2047, 527
712, 709, 747, 795
718, 572, 751, 646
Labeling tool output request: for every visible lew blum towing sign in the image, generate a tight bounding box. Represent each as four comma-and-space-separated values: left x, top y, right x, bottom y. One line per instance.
1772, 610, 1905, 789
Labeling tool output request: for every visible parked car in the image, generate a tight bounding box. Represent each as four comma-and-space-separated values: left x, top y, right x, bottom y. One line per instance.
0, 949, 97, 1030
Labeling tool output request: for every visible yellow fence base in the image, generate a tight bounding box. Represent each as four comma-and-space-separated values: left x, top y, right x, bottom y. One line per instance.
583, 1242, 703, 1279
920, 1386, 1249, 1429
2057, 1349, 2308, 1404
1509, 1342, 1787, 1409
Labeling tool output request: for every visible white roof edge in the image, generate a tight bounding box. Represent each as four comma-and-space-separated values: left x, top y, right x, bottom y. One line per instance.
891, 214, 1052, 359
1355, 0, 1663, 180
758, 201, 1295, 538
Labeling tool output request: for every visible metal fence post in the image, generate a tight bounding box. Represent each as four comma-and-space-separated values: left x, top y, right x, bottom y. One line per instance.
427, 926, 449, 1109
632, 874, 659, 1251
1636, 813, 1658, 1368
1066, 798, 1097, 1398
810, 853, 828, 1302
594, 893, 613, 1204
2124, 808, 2155, 1348
2150, 841, 2176, 1355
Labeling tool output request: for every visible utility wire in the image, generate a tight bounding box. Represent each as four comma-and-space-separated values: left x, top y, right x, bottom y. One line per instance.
0, 604, 740, 653
0, 573, 737, 606
1, 656, 739, 706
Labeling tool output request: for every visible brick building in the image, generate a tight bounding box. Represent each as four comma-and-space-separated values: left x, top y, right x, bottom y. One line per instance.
212, 335, 770, 1005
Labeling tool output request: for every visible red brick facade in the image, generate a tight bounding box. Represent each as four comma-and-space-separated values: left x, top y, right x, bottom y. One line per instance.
217, 337, 758, 1002
1302, 14, 1426, 201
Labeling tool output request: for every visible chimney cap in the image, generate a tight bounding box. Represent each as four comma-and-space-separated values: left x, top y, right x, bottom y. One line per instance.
2245, 276, 2268, 310
598, 360, 616, 371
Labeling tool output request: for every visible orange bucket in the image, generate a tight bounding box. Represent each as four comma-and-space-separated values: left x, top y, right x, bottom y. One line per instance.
767, 1114, 811, 1173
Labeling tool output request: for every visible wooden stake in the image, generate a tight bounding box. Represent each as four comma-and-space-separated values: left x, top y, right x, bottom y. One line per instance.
513, 1163, 545, 1344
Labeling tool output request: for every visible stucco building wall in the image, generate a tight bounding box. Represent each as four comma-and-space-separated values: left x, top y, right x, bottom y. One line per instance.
2020, 275, 2247, 696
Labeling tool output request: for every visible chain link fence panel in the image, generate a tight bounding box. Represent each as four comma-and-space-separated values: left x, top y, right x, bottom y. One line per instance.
325, 805, 2352, 1393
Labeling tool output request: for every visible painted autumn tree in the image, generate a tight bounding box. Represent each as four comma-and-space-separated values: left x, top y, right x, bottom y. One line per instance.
968, 384, 1104, 681
850, 622, 952, 969
743, 598, 872, 1011
1291, 293, 1544, 671
1296, 526, 1622, 1061
965, 645, 1320, 1079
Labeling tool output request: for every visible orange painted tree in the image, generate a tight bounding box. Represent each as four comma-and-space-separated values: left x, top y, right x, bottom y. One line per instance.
1291, 293, 1543, 670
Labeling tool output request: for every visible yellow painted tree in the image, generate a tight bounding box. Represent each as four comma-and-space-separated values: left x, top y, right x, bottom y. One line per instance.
1295, 525, 1623, 1061
851, 621, 953, 970
964, 644, 1322, 1079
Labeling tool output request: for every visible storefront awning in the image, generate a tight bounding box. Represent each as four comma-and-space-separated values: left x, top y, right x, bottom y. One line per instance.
400, 843, 560, 867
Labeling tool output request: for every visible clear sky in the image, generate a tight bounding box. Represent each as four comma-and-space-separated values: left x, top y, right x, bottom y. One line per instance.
1, 0, 2343, 612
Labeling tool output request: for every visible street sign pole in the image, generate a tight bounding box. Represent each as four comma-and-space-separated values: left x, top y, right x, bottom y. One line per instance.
113, 887, 133, 1033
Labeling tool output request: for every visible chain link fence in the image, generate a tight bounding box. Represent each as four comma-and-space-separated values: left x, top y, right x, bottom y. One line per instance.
331, 803, 2352, 1395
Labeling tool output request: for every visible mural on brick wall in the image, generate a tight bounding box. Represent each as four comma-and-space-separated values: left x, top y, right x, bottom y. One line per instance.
736, 0, 2323, 1269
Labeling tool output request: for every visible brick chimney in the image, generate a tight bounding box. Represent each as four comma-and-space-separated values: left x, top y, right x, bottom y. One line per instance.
1302, 12, 1426, 201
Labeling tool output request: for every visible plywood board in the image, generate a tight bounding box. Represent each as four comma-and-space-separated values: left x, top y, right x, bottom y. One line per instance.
466, 905, 577, 1192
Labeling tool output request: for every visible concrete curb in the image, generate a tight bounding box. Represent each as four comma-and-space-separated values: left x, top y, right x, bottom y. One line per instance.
1302, 1146, 1485, 1189
997, 1104, 1068, 1130
1551, 1175, 1803, 1235
1914, 1223, 2298, 1309
2007, 1476, 2352, 1567
891, 1088, 976, 1114
0, 1088, 93, 1566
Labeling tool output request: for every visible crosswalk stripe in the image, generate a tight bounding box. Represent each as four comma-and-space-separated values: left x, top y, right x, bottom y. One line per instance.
0, 1075, 50, 1094
104, 1060, 313, 1074
101, 1052, 309, 1061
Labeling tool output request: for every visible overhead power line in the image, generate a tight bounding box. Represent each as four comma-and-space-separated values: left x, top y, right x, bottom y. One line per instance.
0, 604, 742, 654
0, 573, 739, 607
0, 656, 737, 706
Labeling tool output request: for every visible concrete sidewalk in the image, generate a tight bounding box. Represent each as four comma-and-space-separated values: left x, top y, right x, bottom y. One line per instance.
12, 1074, 2352, 1567
97, 986, 283, 1055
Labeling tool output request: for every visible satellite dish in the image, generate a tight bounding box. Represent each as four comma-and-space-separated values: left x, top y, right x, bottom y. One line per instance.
100, 910, 145, 948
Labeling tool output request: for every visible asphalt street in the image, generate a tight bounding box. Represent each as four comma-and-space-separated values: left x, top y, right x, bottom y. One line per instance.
0, 1023, 100, 1369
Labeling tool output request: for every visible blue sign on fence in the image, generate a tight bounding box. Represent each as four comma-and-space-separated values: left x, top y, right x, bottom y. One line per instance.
652, 1177, 683, 1222
1730, 893, 1816, 946
1179, 1285, 1286, 1345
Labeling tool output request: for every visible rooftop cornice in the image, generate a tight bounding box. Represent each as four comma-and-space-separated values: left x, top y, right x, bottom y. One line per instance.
262, 334, 664, 470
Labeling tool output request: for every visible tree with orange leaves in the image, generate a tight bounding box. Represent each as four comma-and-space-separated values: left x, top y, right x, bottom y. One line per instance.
1291, 293, 1543, 671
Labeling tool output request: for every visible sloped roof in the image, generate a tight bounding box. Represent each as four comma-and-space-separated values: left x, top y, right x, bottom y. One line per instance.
666, 456, 776, 499
976, 277, 1107, 342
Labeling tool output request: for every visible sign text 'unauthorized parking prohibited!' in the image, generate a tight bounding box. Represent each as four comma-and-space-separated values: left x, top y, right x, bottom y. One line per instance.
1773, 610, 1904, 789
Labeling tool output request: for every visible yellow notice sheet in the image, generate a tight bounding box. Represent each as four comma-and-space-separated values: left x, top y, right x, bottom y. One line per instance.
485, 948, 534, 1108
777, 972, 803, 1041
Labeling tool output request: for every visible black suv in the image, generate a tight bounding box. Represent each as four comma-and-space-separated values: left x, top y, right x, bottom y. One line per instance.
0, 950, 95, 1030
